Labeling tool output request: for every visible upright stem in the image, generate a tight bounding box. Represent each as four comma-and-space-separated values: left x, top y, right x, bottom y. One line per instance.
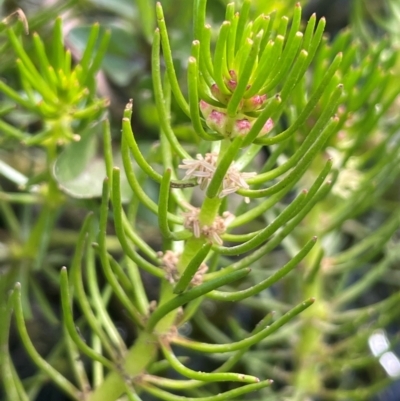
293, 262, 325, 398
88, 332, 158, 401
177, 138, 229, 275
293, 200, 327, 398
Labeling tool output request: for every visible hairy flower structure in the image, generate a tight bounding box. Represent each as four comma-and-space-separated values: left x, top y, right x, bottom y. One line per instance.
159, 250, 208, 285
159, 250, 180, 283
182, 208, 234, 245
179, 153, 218, 190
179, 152, 256, 199
221, 164, 257, 199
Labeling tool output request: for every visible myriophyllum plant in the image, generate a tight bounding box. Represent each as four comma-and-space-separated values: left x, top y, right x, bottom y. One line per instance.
0, 18, 109, 148
0, 16, 109, 320
3, 0, 400, 400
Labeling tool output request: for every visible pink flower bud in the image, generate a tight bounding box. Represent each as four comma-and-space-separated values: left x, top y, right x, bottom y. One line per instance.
200, 100, 226, 135
229, 70, 237, 80
253, 94, 267, 107
242, 94, 267, 112
211, 84, 230, 104
259, 118, 274, 137
200, 100, 228, 135
199, 100, 213, 119
208, 110, 227, 135
232, 118, 251, 137
226, 71, 237, 91
227, 79, 237, 90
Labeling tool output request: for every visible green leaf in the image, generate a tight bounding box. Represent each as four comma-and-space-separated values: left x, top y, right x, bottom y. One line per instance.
53, 124, 132, 201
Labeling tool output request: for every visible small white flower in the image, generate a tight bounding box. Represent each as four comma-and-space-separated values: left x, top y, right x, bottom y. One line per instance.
158, 250, 208, 286
159, 250, 180, 284
179, 153, 218, 190
179, 153, 256, 201
182, 208, 234, 245
182, 208, 202, 238
190, 263, 209, 286
221, 165, 256, 202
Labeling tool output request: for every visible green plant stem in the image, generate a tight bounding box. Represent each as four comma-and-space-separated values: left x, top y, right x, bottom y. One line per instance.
160, 341, 260, 383
172, 298, 315, 353
139, 380, 273, 401
173, 242, 212, 294
87, 331, 158, 401
148, 268, 250, 333
176, 195, 222, 275
293, 197, 330, 397
0, 296, 29, 401
293, 274, 325, 399
12, 283, 81, 400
